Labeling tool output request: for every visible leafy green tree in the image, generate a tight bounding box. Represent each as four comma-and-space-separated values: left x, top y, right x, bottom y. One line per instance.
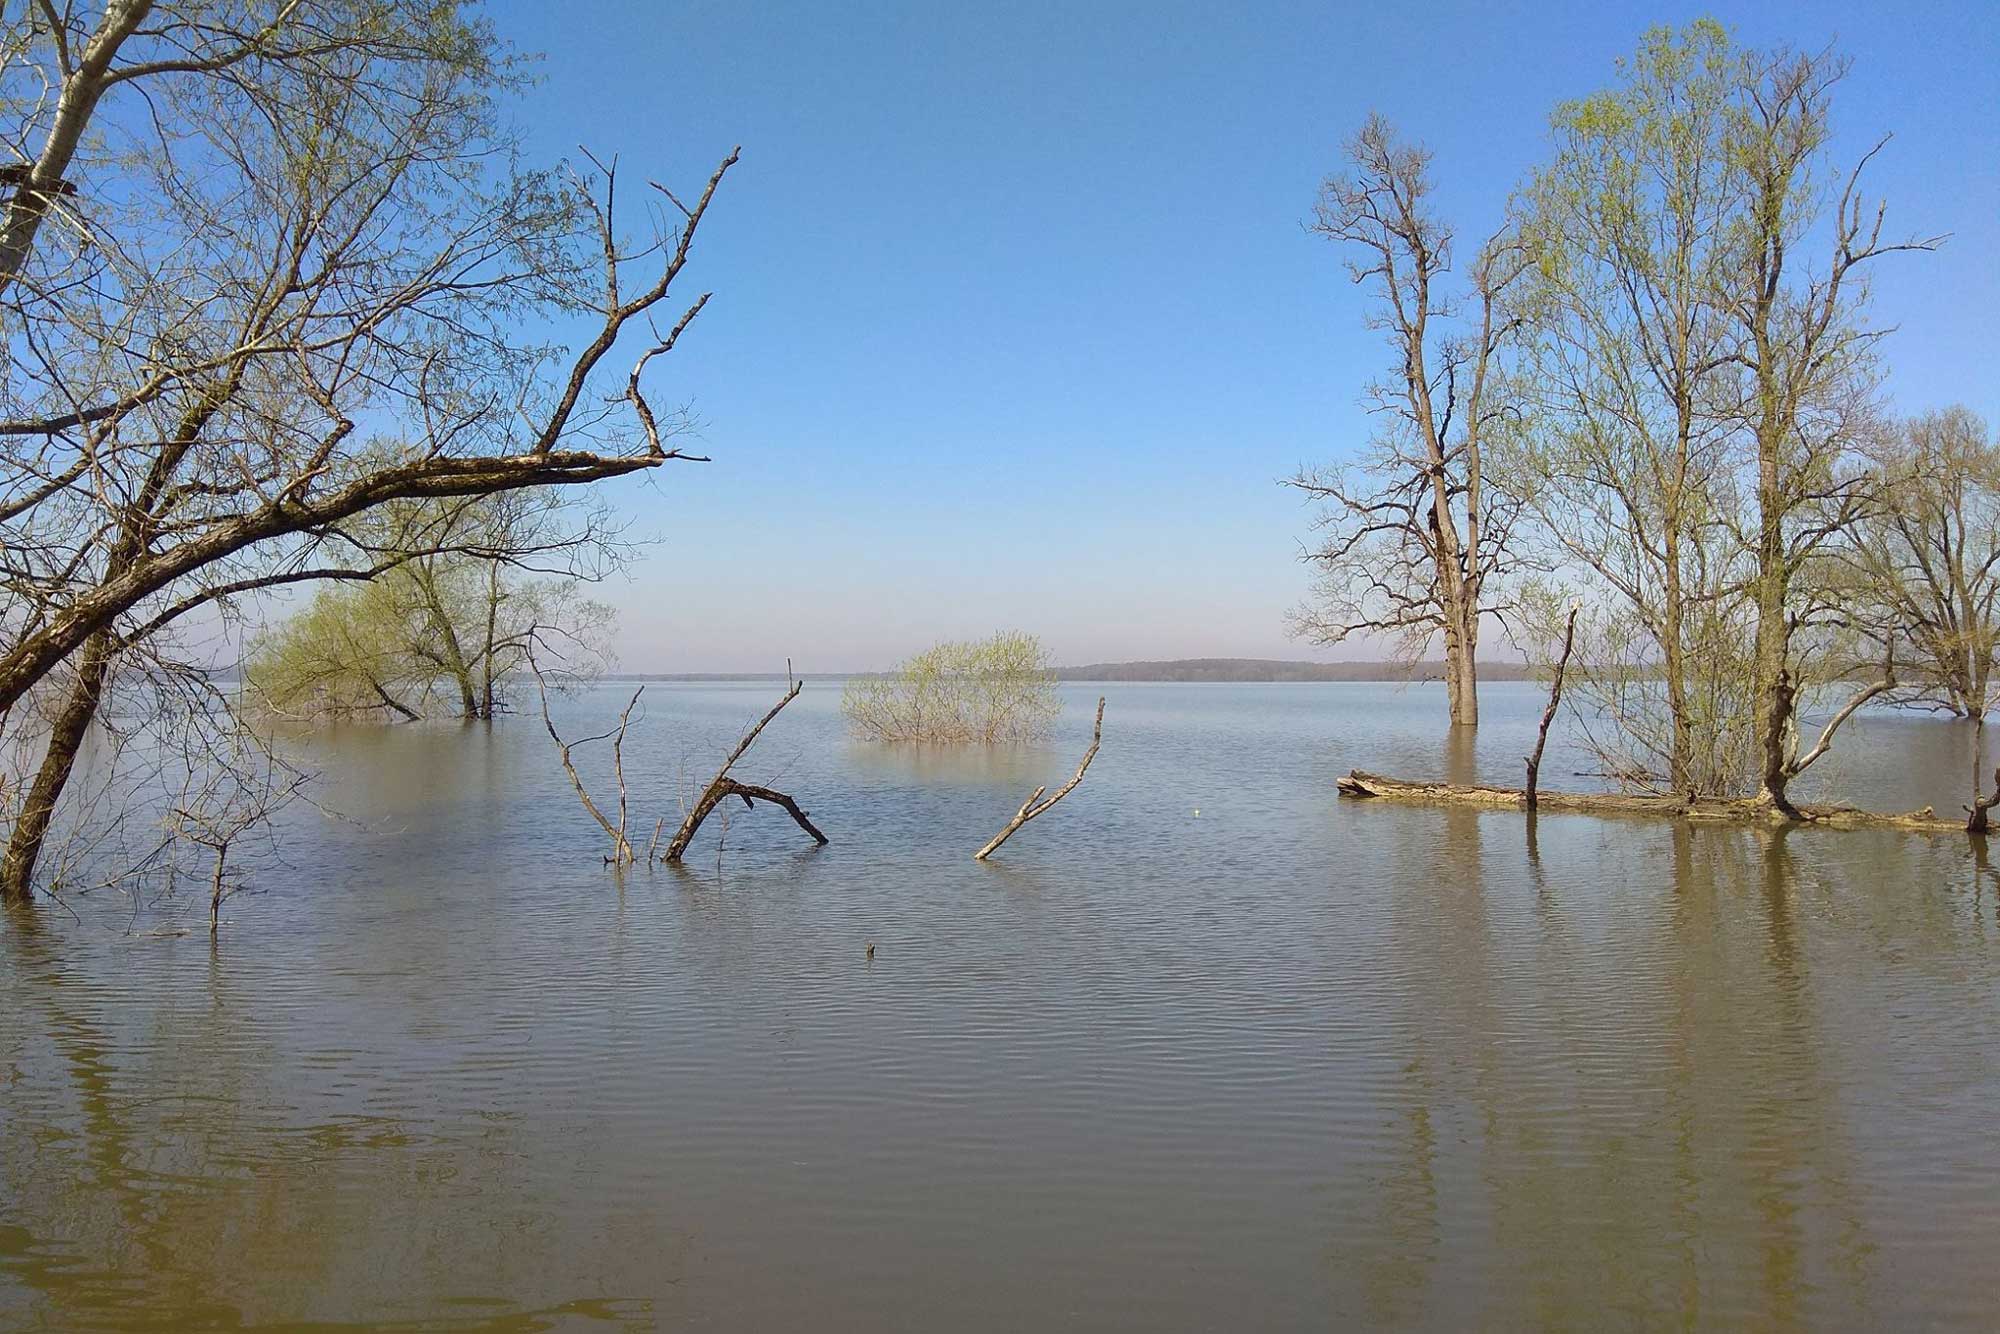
1509, 22, 1935, 805
1846, 407, 2000, 723
246, 508, 616, 723
1508, 20, 1754, 796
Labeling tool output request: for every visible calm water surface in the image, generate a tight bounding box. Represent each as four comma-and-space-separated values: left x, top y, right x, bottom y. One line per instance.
3, 682, 1999, 1330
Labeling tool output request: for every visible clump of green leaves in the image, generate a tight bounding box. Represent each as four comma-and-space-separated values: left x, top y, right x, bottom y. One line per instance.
841, 632, 1061, 743
245, 558, 612, 723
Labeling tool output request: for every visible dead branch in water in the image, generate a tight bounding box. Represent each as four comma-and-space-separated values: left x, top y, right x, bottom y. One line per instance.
1337, 769, 1967, 834
1968, 767, 2000, 834
974, 697, 1105, 861
1525, 604, 1579, 810
661, 674, 826, 863
533, 657, 642, 864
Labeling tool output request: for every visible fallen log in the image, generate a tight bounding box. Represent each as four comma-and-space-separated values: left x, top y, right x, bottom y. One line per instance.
1335, 769, 1968, 835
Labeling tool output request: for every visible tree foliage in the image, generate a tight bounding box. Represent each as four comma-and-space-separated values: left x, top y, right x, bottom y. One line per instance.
1504, 22, 1936, 802
244, 487, 623, 721
1845, 408, 2000, 721
245, 561, 611, 723
842, 632, 1061, 744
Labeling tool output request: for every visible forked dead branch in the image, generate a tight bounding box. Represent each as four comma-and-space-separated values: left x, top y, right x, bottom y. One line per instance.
532, 659, 827, 867
662, 677, 828, 864
533, 659, 644, 865
1524, 605, 1579, 810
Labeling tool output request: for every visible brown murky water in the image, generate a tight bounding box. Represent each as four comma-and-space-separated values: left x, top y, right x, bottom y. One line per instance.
3, 683, 1998, 1330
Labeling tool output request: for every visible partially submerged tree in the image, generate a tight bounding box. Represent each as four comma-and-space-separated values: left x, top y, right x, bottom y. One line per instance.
1845, 407, 2000, 723
661, 676, 827, 864
1502, 24, 1934, 811
1509, 20, 1754, 796
842, 632, 1061, 744
1724, 42, 1942, 813
1287, 115, 1527, 727
533, 665, 827, 867
0, 1, 736, 901
533, 663, 643, 866
245, 492, 621, 721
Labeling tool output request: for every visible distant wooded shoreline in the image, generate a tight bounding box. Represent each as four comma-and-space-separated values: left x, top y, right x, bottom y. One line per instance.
595, 660, 1541, 684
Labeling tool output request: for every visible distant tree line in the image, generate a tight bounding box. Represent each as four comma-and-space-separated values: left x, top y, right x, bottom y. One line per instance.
1053, 659, 1541, 684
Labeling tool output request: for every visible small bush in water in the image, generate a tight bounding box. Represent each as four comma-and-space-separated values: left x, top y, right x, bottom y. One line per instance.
842, 632, 1061, 743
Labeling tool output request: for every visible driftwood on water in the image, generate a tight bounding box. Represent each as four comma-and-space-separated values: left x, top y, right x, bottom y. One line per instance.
974, 696, 1105, 861
661, 677, 827, 863
1336, 769, 1982, 835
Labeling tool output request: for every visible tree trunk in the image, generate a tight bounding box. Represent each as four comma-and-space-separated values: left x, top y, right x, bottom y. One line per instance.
1437, 600, 1479, 727
1752, 410, 1796, 814
1338, 768, 1961, 832
1451, 604, 1479, 728
1525, 606, 1579, 809
479, 561, 501, 719
0, 632, 114, 901
1662, 511, 1693, 795
0, 1, 152, 292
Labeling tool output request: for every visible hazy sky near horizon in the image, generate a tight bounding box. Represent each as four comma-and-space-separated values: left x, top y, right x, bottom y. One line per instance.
494, 0, 1997, 673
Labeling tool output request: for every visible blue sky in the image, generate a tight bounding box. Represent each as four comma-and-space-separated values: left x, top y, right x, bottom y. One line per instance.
495, 0, 1998, 673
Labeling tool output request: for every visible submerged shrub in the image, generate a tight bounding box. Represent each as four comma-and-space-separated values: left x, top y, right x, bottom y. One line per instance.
842, 632, 1061, 743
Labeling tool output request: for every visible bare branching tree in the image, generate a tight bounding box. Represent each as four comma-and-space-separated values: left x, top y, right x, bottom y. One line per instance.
530, 663, 828, 869
1287, 115, 1527, 727
0, 1, 738, 900
164, 739, 311, 933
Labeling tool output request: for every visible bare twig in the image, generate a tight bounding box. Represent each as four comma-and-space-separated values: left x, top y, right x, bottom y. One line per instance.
532, 657, 641, 864
974, 697, 1105, 861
